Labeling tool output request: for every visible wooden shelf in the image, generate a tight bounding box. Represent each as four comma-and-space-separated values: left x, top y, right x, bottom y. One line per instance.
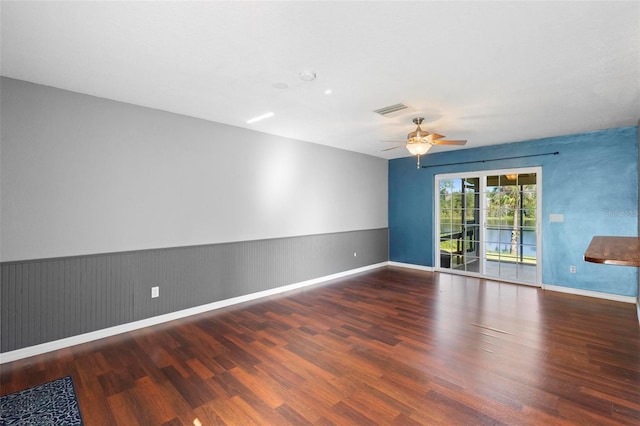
584, 236, 640, 267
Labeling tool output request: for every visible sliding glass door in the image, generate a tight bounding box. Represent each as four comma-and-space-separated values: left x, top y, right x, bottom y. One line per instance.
438, 177, 481, 273
436, 168, 541, 285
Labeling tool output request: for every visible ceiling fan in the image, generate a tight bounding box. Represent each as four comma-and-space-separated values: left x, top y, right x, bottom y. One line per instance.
383, 117, 467, 168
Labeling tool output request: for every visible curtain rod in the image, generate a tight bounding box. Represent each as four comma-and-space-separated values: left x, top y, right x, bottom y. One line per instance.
420, 151, 559, 168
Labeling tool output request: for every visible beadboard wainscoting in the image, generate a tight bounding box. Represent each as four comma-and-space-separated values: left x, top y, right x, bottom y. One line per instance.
1, 228, 388, 357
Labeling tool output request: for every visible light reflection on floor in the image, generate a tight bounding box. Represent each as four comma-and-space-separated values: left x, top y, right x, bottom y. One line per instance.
430, 273, 544, 392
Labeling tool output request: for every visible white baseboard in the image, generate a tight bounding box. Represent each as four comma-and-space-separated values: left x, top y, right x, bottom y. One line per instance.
387, 261, 434, 272
0, 262, 387, 364
386, 264, 636, 306
388, 263, 637, 306
542, 283, 637, 304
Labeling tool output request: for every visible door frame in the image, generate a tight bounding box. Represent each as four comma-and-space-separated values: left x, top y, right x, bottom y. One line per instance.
434, 166, 542, 287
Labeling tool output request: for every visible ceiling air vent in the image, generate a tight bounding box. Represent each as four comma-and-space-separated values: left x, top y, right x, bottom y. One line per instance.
373, 103, 416, 119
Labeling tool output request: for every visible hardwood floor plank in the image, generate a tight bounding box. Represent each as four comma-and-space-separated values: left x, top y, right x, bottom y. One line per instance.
275, 403, 314, 426
2, 267, 639, 425
253, 355, 305, 390
579, 386, 640, 413
97, 369, 136, 397
229, 365, 286, 408
343, 388, 403, 424
345, 371, 416, 417
161, 365, 216, 409
106, 390, 145, 426
228, 394, 289, 425
272, 385, 326, 423
320, 400, 378, 425
134, 375, 193, 423
79, 394, 118, 425
195, 397, 255, 425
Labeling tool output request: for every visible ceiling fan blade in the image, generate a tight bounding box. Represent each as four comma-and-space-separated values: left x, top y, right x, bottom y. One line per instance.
427, 133, 445, 141
382, 145, 405, 151
385, 118, 467, 148
380, 140, 407, 143
433, 139, 467, 145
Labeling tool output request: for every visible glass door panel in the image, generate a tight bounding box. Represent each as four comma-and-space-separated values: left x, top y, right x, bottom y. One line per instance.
438, 177, 481, 272
482, 172, 538, 284
439, 178, 460, 269
436, 169, 540, 285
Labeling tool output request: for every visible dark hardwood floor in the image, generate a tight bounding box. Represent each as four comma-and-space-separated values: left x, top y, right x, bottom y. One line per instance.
2, 267, 639, 425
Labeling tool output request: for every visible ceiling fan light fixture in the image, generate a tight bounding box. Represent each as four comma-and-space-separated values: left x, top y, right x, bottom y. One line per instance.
379, 116, 467, 168
406, 142, 432, 156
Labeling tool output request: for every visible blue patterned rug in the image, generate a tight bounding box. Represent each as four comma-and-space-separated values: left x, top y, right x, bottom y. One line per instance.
0, 376, 84, 425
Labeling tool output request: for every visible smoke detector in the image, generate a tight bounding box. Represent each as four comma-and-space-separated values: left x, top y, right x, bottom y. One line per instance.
299, 71, 317, 82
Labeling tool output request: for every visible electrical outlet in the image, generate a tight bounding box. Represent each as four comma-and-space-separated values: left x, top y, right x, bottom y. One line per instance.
151, 286, 159, 298
569, 265, 576, 274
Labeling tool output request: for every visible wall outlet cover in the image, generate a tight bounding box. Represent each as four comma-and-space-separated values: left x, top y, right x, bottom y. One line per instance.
550, 213, 564, 223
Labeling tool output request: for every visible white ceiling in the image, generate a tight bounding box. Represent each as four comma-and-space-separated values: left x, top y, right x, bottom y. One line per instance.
2, 1, 639, 159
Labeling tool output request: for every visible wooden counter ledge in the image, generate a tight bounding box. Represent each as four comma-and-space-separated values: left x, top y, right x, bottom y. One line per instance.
584, 236, 640, 267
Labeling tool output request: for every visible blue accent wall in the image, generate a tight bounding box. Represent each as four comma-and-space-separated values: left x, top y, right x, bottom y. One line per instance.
389, 126, 638, 297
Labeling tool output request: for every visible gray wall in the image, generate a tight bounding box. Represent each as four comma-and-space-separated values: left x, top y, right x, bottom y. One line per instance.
0, 78, 389, 352
1, 77, 388, 262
